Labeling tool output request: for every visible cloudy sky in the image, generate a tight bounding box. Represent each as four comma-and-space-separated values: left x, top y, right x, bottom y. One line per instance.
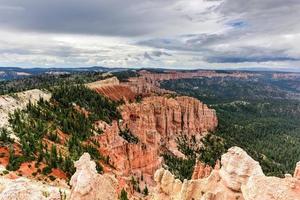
0, 0, 300, 70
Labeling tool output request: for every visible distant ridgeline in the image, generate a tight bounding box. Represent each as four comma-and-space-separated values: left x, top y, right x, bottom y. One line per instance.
0, 69, 140, 95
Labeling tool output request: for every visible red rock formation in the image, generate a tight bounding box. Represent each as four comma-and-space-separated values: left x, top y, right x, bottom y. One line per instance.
94, 85, 136, 101
192, 161, 213, 180
121, 96, 217, 140
86, 77, 136, 101
94, 96, 217, 186
96, 121, 162, 185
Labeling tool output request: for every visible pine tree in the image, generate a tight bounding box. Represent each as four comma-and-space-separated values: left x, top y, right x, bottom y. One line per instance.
119, 188, 128, 200
143, 186, 149, 196
50, 145, 58, 168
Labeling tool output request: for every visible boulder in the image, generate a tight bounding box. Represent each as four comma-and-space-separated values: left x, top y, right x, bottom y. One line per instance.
70, 153, 118, 200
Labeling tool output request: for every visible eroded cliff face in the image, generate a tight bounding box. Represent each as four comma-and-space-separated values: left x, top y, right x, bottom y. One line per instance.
121, 96, 217, 162
96, 121, 162, 183
152, 147, 300, 200
86, 77, 136, 101
94, 95, 217, 186
121, 96, 217, 138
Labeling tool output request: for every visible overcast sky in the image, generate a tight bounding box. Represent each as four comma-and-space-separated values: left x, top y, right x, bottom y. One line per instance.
0, 0, 300, 70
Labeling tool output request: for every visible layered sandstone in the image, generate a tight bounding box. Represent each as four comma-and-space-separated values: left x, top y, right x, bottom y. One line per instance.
86, 77, 120, 88
96, 121, 162, 183
95, 95, 217, 186
152, 147, 300, 200
94, 85, 136, 101
121, 96, 217, 143
192, 161, 213, 180
86, 77, 136, 101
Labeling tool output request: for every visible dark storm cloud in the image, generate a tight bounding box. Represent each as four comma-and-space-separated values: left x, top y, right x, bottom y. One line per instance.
151, 51, 172, 57
144, 52, 154, 60
0, 0, 179, 36
143, 50, 172, 60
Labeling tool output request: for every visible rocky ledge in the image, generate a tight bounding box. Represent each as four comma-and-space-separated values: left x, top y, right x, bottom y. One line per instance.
1, 147, 299, 200
152, 147, 300, 200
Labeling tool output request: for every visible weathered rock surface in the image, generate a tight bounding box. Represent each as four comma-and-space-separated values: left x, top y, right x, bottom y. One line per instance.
219, 147, 264, 191
242, 175, 300, 200
95, 95, 217, 185
0, 178, 47, 200
96, 121, 162, 184
294, 161, 300, 179
152, 146, 300, 200
86, 77, 136, 101
152, 166, 241, 200
0, 177, 67, 200
0, 89, 51, 128
69, 153, 118, 200
121, 96, 217, 141
1, 148, 299, 200
192, 161, 213, 180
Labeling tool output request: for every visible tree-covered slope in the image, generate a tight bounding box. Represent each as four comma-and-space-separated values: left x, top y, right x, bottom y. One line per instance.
5, 84, 120, 178
161, 76, 300, 176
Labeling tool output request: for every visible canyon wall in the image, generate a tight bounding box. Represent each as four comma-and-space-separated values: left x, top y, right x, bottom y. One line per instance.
86, 77, 136, 101
95, 95, 217, 185
121, 96, 217, 144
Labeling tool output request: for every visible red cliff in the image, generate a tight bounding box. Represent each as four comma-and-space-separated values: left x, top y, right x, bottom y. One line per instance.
94, 96, 217, 186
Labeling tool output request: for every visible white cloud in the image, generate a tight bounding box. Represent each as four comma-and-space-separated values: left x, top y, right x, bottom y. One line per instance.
0, 0, 299, 70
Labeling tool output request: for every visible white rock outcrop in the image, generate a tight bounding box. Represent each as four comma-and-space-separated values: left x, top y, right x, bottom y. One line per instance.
0, 177, 63, 200
219, 147, 264, 191
69, 153, 118, 200
152, 146, 300, 200
0, 89, 51, 128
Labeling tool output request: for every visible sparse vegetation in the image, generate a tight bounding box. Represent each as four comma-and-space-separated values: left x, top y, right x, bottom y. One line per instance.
0, 128, 13, 143
163, 134, 226, 181
119, 188, 129, 200
119, 126, 139, 144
